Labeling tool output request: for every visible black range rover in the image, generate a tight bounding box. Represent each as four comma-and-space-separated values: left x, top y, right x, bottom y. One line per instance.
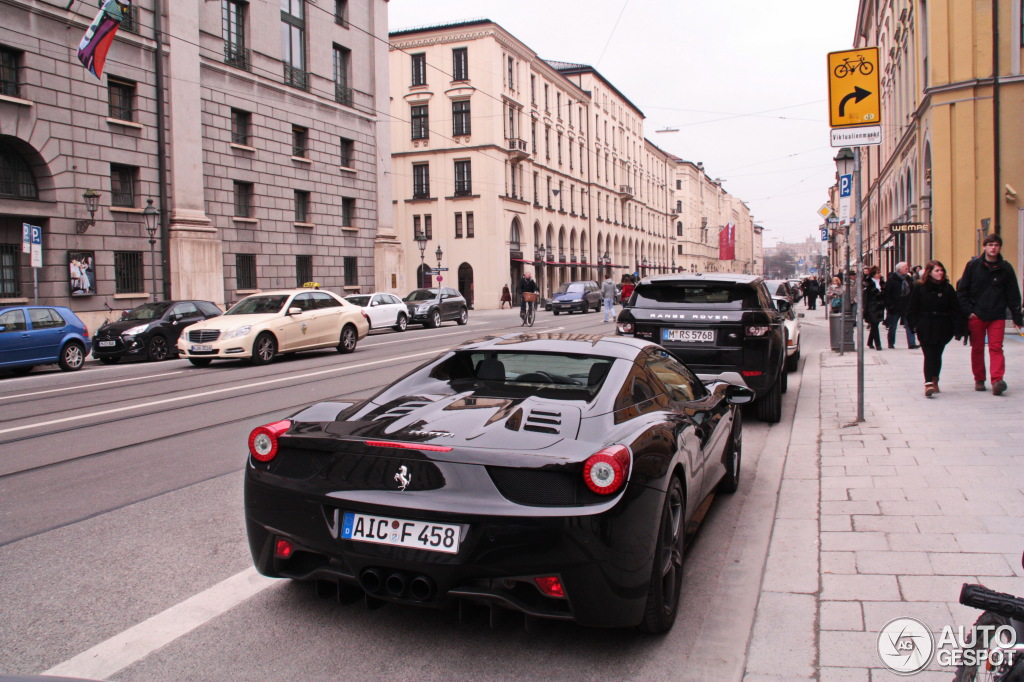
616, 273, 786, 422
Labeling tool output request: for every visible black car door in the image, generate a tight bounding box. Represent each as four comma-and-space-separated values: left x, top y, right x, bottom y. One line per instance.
168, 302, 203, 341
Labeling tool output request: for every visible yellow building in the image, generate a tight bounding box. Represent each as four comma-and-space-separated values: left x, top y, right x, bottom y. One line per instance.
848, 0, 1023, 276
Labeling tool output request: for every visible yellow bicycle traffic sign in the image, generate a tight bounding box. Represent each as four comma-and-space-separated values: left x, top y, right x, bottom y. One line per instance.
827, 47, 880, 128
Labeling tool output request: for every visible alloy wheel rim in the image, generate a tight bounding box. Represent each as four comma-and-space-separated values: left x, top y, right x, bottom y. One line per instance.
343, 328, 355, 350
152, 337, 168, 360
660, 486, 684, 612
67, 347, 83, 368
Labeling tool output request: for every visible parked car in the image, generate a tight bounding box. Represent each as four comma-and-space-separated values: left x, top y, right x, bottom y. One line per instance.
786, 279, 805, 302
177, 289, 368, 367
773, 296, 803, 373
765, 279, 800, 304
345, 293, 408, 332
402, 287, 469, 328
243, 333, 754, 632
550, 280, 602, 315
0, 305, 91, 374
615, 273, 787, 423
92, 300, 221, 363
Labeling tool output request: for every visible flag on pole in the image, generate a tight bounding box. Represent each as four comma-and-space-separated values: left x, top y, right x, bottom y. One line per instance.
77, 0, 129, 80
718, 222, 736, 261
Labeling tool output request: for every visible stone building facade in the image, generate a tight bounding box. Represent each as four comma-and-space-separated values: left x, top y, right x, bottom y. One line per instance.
0, 0, 393, 331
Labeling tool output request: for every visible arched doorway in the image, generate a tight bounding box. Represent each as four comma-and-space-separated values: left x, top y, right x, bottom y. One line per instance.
416, 263, 431, 289
457, 262, 474, 309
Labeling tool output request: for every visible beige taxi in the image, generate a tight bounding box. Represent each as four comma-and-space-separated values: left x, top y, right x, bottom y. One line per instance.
177, 289, 369, 367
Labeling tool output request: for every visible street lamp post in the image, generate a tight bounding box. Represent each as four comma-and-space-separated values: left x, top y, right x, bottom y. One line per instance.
143, 198, 160, 301
414, 230, 427, 288
434, 245, 443, 286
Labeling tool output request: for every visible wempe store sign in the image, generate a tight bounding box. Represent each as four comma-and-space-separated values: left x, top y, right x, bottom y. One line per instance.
889, 222, 931, 233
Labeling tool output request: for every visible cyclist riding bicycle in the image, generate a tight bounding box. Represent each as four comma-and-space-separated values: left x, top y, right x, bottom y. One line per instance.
519, 272, 539, 323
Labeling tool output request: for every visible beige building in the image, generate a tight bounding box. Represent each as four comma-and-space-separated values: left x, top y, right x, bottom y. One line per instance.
838, 0, 1024, 276
388, 19, 760, 310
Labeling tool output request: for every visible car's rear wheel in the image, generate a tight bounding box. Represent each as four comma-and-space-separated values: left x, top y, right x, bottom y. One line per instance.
251, 333, 277, 365
426, 309, 441, 328
785, 348, 800, 373
637, 476, 685, 633
456, 308, 468, 325
188, 358, 212, 367
756, 374, 783, 423
146, 335, 170, 362
58, 341, 86, 371
717, 410, 743, 493
337, 325, 358, 354
98, 356, 120, 365
393, 314, 408, 332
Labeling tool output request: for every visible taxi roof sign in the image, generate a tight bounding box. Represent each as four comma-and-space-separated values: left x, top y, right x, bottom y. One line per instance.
827, 47, 881, 128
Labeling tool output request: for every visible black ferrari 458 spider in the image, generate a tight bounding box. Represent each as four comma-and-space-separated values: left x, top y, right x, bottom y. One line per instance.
244, 333, 754, 632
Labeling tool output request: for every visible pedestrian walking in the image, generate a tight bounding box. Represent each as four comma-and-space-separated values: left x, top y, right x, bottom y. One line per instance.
908, 260, 965, 397
884, 262, 919, 349
500, 284, 512, 309
802, 277, 819, 310
601, 276, 617, 322
825, 276, 843, 315
620, 275, 635, 305
819, 277, 828, 308
955, 233, 1024, 395
863, 266, 886, 350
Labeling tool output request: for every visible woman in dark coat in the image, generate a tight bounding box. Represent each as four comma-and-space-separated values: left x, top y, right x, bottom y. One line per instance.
863, 266, 886, 350
908, 260, 964, 397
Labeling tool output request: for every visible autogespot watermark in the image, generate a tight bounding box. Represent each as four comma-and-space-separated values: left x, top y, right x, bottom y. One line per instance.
877, 617, 1020, 675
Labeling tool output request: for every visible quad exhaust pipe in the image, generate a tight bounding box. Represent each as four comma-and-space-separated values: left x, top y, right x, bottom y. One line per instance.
358, 568, 435, 602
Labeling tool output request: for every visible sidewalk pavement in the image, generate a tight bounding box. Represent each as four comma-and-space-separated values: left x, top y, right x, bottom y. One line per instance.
743, 313, 1024, 681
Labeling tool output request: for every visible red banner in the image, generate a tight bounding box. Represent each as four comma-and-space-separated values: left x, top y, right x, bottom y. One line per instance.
718, 223, 736, 261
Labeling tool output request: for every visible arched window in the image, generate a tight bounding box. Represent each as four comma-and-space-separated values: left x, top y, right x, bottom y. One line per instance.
509, 217, 522, 250
0, 140, 38, 199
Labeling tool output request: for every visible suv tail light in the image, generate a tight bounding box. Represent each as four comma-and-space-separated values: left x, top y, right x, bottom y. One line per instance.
248, 419, 291, 462
745, 325, 770, 336
582, 445, 630, 495
617, 322, 634, 335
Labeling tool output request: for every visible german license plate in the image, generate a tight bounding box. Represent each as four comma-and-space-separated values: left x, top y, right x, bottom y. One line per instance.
97, 340, 116, 347
190, 344, 213, 352
663, 329, 715, 343
341, 512, 461, 554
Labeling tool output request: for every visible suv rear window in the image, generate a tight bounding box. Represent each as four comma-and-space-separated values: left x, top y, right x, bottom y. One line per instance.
633, 283, 760, 308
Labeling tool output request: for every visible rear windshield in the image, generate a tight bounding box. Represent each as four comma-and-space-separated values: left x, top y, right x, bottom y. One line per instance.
404, 289, 439, 302
633, 283, 760, 308
345, 295, 370, 307
425, 351, 614, 400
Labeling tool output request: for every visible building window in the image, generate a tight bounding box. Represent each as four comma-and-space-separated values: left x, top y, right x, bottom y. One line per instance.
452, 100, 471, 136
507, 56, 514, 88
531, 120, 537, 154
677, 222, 683, 236
411, 52, 426, 86
236, 253, 256, 289
231, 109, 251, 145
110, 164, 136, 207
114, 251, 144, 293
676, 179, 682, 190
222, 0, 249, 70
412, 163, 430, 199
107, 77, 135, 121
344, 256, 357, 286
118, 4, 137, 33
0, 243, 19, 297
0, 46, 20, 97
454, 160, 472, 196
339, 137, 354, 167
411, 104, 428, 139
334, 0, 348, 26
413, 215, 420, 239
532, 172, 539, 205
557, 132, 562, 165
294, 190, 310, 223
424, 214, 433, 239
234, 181, 253, 217
454, 212, 463, 239
341, 197, 355, 227
292, 125, 308, 158
333, 44, 352, 105
543, 83, 549, 111
452, 47, 468, 81
466, 212, 474, 238
281, 0, 307, 89
545, 126, 550, 160
296, 254, 312, 287
530, 74, 536, 104
556, 92, 561, 119
0, 141, 38, 199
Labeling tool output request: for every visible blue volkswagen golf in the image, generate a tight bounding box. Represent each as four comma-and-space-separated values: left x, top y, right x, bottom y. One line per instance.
0, 305, 92, 375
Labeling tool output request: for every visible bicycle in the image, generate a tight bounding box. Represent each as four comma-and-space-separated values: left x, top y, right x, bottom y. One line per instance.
521, 292, 538, 327
833, 55, 874, 78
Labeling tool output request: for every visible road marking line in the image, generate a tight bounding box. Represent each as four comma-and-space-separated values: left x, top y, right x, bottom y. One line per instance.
0, 350, 440, 437
43, 567, 275, 680
0, 372, 184, 402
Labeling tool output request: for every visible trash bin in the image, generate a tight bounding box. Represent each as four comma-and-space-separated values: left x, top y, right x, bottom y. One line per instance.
830, 311, 856, 351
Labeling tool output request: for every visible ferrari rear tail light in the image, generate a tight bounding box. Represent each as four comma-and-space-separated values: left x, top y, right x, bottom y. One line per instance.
745, 325, 770, 336
534, 575, 566, 598
248, 419, 291, 462
582, 445, 630, 495
741, 370, 763, 377
364, 440, 453, 453
274, 538, 294, 559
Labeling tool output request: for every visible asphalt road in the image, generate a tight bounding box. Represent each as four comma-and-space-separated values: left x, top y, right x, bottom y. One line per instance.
0, 307, 810, 681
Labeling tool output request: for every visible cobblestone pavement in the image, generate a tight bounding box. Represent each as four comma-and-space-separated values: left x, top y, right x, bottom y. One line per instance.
744, 312, 1024, 682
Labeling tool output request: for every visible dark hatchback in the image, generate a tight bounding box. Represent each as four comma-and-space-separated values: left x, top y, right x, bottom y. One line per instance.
93, 300, 221, 363
550, 280, 602, 315
615, 273, 787, 422
403, 287, 469, 328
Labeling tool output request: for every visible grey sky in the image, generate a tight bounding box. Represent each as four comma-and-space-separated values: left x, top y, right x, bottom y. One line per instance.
388, 0, 860, 247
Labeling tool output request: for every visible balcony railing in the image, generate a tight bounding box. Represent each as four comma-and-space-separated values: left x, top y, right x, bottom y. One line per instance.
507, 138, 528, 152
618, 185, 634, 198
283, 64, 309, 91
224, 44, 251, 71
335, 84, 353, 106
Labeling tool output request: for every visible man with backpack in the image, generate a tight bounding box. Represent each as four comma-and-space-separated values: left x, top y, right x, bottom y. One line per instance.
956, 234, 1024, 395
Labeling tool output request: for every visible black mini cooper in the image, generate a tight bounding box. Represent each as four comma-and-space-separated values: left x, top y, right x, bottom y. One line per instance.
615, 273, 787, 422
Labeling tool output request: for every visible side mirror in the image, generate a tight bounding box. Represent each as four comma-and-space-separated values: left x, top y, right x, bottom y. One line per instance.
288, 307, 302, 316
725, 384, 756, 405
